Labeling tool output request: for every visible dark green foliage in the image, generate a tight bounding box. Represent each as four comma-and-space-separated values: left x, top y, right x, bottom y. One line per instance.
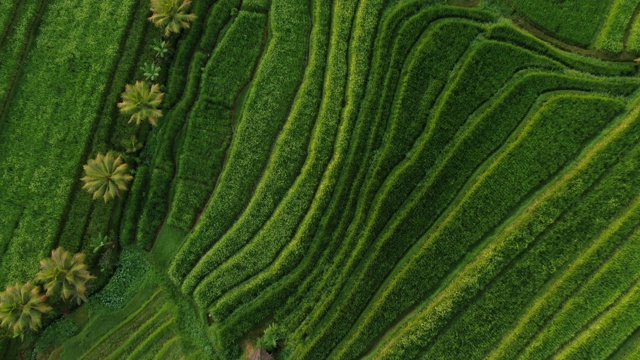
34, 317, 79, 354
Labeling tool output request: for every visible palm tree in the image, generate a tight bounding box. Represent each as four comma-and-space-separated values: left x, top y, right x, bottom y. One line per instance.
149, 0, 197, 36
36, 248, 95, 305
0, 282, 51, 336
81, 152, 133, 202
117, 81, 164, 126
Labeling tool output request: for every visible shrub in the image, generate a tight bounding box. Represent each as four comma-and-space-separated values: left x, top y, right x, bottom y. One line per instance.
256, 323, 284, 352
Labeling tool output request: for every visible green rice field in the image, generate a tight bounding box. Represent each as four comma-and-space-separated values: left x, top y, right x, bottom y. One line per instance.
2, 0, 640, 359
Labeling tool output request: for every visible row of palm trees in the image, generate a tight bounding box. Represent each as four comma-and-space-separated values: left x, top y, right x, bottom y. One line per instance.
0, 248, 94, 337
81, 0, 196, 203
0, 0, 199, 341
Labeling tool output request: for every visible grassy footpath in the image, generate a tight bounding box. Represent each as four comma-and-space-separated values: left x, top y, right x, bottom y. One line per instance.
183, 0, 323, 297
278, 5, 496, 338
291, 37, 563, 358
330, 70, 640, 360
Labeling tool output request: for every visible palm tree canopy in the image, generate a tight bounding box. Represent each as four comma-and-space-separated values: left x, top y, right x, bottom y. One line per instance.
117, 81, 164, 126
0, 282, 51, 336
149, 0, 197, 36
81, 152, 133, 202
35, 247, 95, 305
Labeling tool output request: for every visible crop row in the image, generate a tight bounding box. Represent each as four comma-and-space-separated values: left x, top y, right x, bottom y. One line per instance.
593, 0, 640, 54
308, 71, 632, 356
518, 181, 640, 358
331, 69, 640, 359
511, 0, 611, 47
486, 106, 640, 359
421, 105, 640, 360
181, 0, 328, 296
627, 9, 640, 52
167, 102, 231, 230
0, 0, 137, 283
135, 168, 172, 250
168, 0, 311, 287
166, 10, 266, 231
275, 6, 497, 337
206, 0, 388, 350
205, 5, 481, 328
198, 10, 266, 108
79, 291, 165, 360
207, 0, 397, 342
313, 18, 486, 314
190, 0, 362, 306
60, 0, 150, 255
554, 267, 640, 358
0, 1, 18, 44
286, 9, 498, 341
154, 337, 181, 360
104, 306, 174, 360
291, 38, 566, 357
0, 203, 21, 261
367, 92, 628, 359
127, 320, 176, 360
163, 0, 234, 108
523, 227, 640, 359
134, 0, 239, 248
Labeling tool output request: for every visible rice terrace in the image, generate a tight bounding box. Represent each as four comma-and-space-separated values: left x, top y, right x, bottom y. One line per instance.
3, 0, 640, 358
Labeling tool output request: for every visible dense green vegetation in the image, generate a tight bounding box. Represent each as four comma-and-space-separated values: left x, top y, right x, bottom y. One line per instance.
2, 0, 640, 358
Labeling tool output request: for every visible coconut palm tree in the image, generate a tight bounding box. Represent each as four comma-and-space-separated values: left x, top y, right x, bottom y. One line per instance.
81, 152, 133, 202
36, 248, 95, 305
149, 0, 197, 36
117, 81, 164, 126
0, 282, 51, 336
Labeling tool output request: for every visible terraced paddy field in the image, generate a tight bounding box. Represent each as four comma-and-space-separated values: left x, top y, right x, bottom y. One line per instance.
3, 0, 640, 359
